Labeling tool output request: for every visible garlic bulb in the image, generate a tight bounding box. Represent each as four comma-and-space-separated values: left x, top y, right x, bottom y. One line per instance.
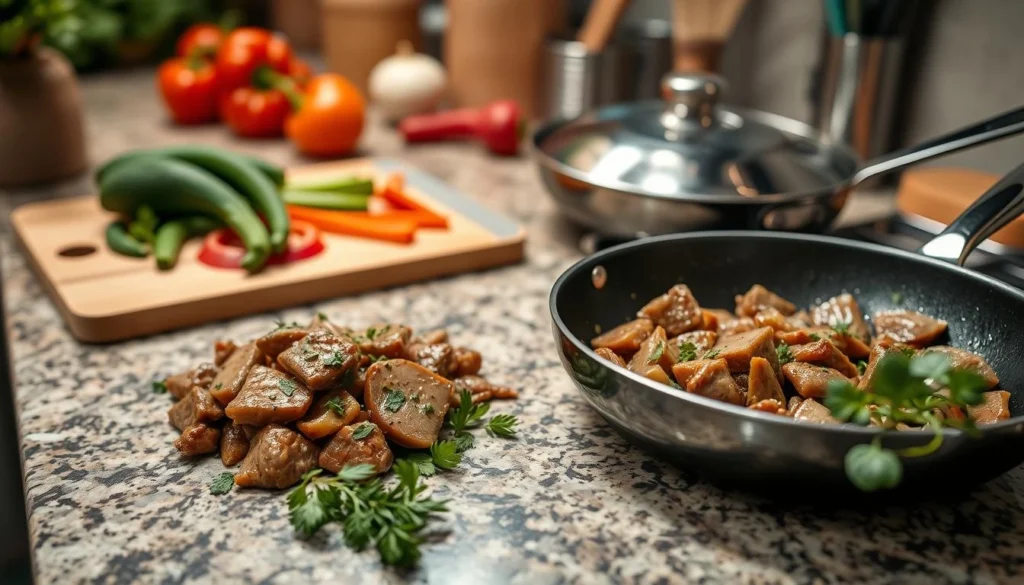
369, 41, 447, 122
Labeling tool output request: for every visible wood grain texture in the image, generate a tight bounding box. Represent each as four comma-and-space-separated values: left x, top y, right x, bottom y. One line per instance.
11, 159, 525, 342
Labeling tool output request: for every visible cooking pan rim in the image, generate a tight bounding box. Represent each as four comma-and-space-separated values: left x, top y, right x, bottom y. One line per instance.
530, 108, 862, 206
549, 230, 1024, 434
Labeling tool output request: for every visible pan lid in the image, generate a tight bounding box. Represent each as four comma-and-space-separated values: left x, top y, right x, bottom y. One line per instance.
533, 73, 854, 199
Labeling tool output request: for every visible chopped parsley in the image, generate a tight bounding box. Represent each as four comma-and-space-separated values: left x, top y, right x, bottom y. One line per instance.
152, 381, 168, 394
322, 351, 346, 367
214, 383, 223, 390
382, 387, 406, 412
891, 292, 903, 304
279, 378, 299, 397
351, 422, 375, 440
856, 360, 868, 375
272, 319, 302, 331
486, 414, 518, 437
429, 440, 461, 469
210, 472, 235, 495
453, 431, 474, 452
317, 312, 330, 322
325, 396, 347, 416
808, 333, 821, 341
832, 320, 851, 335
647, 341, 665, 363
366, 327, 378, 340
703, 349, 720, 359
420, 403, 435, 415
777, 343, 794, 365
677, 341, 698, 363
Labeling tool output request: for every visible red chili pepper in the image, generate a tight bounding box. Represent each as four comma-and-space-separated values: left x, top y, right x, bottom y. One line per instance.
198, 219, 324, 269
398, 100, 523, 156
175, 23, 224, 59
221, 86, 291, 137
157, 57, 218, 125
214, 27, 292, 108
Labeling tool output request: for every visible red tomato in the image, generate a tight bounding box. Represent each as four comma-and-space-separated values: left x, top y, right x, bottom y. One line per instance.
214, 27, 292, 106
221, 86, 291, 137
198, 220, 324, 269
156, 57, 218, 125
175, 23, 224, 59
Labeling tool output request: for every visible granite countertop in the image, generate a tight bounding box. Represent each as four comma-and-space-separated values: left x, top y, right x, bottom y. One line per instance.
3, 69, 1024, 585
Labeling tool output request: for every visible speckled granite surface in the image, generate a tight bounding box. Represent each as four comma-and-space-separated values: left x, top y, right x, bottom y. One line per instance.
3, 69, 1024, 585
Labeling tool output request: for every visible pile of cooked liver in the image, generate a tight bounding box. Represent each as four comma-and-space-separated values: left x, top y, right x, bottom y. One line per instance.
592, 284, 1010, 426
163, 315, 516, 489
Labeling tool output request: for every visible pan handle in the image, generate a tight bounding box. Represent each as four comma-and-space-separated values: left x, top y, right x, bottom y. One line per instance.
919, 161, 1024, 265
851, 105, 1024, 186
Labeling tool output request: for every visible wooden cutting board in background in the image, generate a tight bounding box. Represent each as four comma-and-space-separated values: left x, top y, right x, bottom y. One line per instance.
11, 158, 526, 343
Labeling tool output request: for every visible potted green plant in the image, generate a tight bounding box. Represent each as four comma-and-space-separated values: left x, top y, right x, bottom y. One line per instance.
0, 0, 87, 187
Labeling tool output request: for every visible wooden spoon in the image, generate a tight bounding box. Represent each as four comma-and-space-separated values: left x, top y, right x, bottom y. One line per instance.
576, 0, 632, 53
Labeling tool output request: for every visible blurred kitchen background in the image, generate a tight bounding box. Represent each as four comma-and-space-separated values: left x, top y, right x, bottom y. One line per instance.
2, 0, 1024, 581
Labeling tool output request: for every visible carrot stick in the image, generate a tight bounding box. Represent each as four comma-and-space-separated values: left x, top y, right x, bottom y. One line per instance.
378, 172, 449, 228
287, 205, 417, 244
350, 209, 448, 229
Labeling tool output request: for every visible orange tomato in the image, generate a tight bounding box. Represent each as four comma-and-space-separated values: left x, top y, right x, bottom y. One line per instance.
285, 74, 365, 157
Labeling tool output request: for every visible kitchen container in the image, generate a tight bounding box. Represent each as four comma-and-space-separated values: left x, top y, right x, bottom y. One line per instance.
271, 0, 321, 49
322, 0, 422, 96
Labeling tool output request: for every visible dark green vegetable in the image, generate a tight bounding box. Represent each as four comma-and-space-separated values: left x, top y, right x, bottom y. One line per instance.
153, 216, 219, 270
281, 189, 371, 211
240, 154, 285, 186
285, 175, 373, 194
105, 221, 148, 258
98, 157, 270, 272
98, 146, 290, 253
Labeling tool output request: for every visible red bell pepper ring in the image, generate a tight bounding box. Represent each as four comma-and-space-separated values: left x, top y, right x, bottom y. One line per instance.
198, 219, 324, 269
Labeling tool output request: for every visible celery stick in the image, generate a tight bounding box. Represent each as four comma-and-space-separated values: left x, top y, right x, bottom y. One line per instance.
284, 175, 374, 194
282, 189, 371, 211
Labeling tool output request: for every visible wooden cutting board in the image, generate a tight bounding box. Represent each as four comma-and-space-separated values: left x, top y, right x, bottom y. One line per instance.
12, 158, 526, 343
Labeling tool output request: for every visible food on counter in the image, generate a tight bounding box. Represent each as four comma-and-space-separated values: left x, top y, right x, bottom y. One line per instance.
282, 189, 373, 211
399, 99, 523, 156
153, 216, 219, 270
197, 219, 324, 269
214, 27, 293, 106
368, 41, 447, 122
156, 315, 518, 566
592, 284, 1010, 491
221, 84, 294, 138
157, 57, 219, 125
104, 221, 150, 258
377, 172, 449, 228
176, 23, 225, 60
287, 206, 417, 244
284, 73, 366, 157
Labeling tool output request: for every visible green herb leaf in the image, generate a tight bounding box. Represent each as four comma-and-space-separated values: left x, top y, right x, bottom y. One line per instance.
324, 396, 347, 416
776, 343, 794, 365
703, 349, 720, 359
399, 452, 437, 477
648, 341, 665, 364
336, 463, 378, 482
420, 403, 436, 415
279, 378, 299, 397
891, 291, 903, 304
210, 472, 235, 495
351, 422, 375, 440
445, 389, 489, 433
945, 369, 987, 406
677, 341, 698, 363
430, 440, 462, 470
824, 380, 872, 425
453, 431, 474, 452
486, 414, 519, 437
152, 380, 168, 394
382, 387, 406, 412
273, 319, 303, 331
322, 351, 346, 367
844, 442, 902, 492
809, 333, 821, 341
365, 327, 378, 340
317, 312, 329, 322
856, 360, 868, 375
832, 320, 851, 335
909, 352, 950, 380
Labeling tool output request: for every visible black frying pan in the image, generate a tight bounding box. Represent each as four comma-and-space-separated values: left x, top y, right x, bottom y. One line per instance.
549, 163, 1024, 497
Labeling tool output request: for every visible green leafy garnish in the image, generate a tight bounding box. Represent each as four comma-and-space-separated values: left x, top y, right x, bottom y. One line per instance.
430, 440, 462, 469
891, 292, 903, 304
832, 320, 851, 335
381, 387, 406, 412
210, 472, 235, 495
325, 396, 347, 417
446, 389, 489, 434
399, 452, 437, 477
152, 380, 168, 394
677, 341, 698, 363
453, 432, 474, 452
703, 349, 720, 359
322, 351, 346, 367
286, 462, 447, 567
351, 422, 375, 440
647, 341, 665, 364
486, 414, 519, 437
272, 319, 303, 331
279, 378, 299, 397
776, 343, 793, 365
365, 327, 378, 340
845, 440, 902, 492
856, 360, 868, 375
420, 403, 435, 415
317, 312, 330, 322
808, 333, 821, 341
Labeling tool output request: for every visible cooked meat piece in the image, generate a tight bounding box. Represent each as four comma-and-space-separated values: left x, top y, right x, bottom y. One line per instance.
968, 391, 1011, 424
628, 326, 675, 384
209, 342, 263, 406
590, 318, 654, 355
413, 329, 449, 345
256, 327, 308, 360
347, 367, 368, 401
404, 342, 458, 378
225, 365, 314, 426
220, 421, 250, 466
749, 399, 786, 414
296, 389, 361, 440
168, 386, 224, 431
174, 423, 221, 457
683, 358, 744, 405
240, 424, 259, 440
594, 347, 627, 367
783, 362, 850, 398
235, 425, 318, 489
787, 310, 813, 329
790, 339, 859, 378
191, 362, 218, 390
358, 324, 413, 358
637, 285, 703, 337
705, 308, 735, 322
747, 356, 785, 405
811, 294, 870, 343
923, 346, 999, 389
277, 330, 360, 391
787, 396, 803, 415
319, 422, 394, 475
453, 347, 482, 377
672, 358, 713, 387
710, 327, 781, 380
792, 399, 839, 424
720, 317, 756, 336
453, 375, 518, 404
733, 373, 750, 389
699, 310, 720, 332
668, 330, 718, 362
873, 310, 948, 347
858, 342, 914, 391
777, 328, 870, 359
753, 307, 792, 334
364, 359, 453, 448
165, 370, 194, 400
214, 340, 238, 366
735, 285, 796, 318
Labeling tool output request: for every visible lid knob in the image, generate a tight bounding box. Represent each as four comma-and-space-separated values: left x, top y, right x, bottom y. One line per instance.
660, 72, 724, 129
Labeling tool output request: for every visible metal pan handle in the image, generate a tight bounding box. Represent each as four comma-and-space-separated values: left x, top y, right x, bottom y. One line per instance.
919, 161, 1024, 265
851, 105, 1024, 186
